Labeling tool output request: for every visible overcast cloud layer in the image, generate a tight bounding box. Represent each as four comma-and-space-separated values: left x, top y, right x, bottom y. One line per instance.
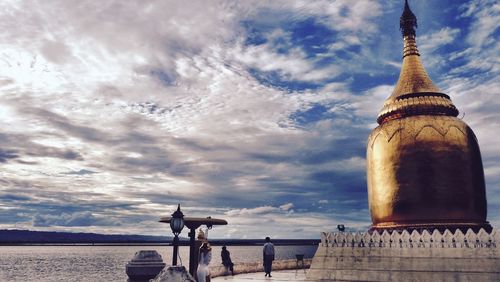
0, 0, 499, 238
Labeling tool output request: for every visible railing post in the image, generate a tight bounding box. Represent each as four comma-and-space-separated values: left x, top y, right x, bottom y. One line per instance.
188, 228, 196, 277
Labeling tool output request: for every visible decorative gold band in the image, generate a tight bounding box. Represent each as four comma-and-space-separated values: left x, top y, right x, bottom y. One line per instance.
403, 35, 419, 57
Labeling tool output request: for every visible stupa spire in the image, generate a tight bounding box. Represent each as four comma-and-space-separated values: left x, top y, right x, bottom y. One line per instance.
376, 0, 458, 124
400, 0, 417, 37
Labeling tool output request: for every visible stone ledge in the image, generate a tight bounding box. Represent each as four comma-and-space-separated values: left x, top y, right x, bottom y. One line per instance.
210, 258, 312, 278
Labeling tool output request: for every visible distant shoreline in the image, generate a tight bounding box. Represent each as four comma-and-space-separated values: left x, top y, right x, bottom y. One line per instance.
0, 229, 319, 246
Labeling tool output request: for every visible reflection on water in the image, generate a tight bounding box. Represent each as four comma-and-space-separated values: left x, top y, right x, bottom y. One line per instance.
0, 245, 317, 282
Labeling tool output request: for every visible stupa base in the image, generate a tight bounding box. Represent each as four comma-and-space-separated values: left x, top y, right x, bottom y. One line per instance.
308, 228, 500, 281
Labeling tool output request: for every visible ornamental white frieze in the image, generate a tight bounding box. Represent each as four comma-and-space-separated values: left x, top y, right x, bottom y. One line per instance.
320, 228, 498, 249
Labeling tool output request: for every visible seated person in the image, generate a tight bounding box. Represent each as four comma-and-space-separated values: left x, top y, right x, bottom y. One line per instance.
221, 245, 234, 275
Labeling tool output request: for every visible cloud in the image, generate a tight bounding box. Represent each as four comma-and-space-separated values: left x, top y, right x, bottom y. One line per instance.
225, 203, 295, 217
444, 0, 500, 76
32, 212, 118, 227
0, 1, 498, 238
226, 206, 280, 217
279, 203, 294, 211
419, 27, 461, 55
460, 0, 500, 48
62, 169, 98, 175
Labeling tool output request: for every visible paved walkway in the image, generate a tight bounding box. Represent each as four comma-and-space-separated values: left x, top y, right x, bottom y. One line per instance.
212, 269, 314, 281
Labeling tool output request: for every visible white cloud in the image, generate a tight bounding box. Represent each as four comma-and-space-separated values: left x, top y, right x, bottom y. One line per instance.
445, 0, 500, 76
225, 206, 275, 216
0, 0, 498, 238
225, 204, 294, 217
350, 85, 393, 118
230, 43, 340, 82
418, 27, 461, 55
32, 211, 117, 227
287, 0, 382, 32
279, 203, 294, 211
460, 0, 500, 48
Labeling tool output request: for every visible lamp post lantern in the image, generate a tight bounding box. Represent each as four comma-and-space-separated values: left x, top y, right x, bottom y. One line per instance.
169, 204, 184, 266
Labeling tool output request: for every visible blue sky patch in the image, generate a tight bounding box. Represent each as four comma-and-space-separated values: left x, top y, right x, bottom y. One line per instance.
290, 103, 330, 125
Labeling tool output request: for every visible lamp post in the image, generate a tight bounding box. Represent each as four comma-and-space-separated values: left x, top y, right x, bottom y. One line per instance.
160, 216, 227, 277
169, 204, 184, 266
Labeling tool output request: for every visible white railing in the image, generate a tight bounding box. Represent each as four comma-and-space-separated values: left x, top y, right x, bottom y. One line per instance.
320, 228, 498, 248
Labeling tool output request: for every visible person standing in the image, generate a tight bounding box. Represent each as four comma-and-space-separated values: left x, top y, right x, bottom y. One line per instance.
197, 242, 212, 282
263, 236, 275, 277
221, 245, 234, 275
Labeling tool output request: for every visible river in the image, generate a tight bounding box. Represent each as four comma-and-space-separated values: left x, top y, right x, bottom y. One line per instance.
0, 245, 318, 281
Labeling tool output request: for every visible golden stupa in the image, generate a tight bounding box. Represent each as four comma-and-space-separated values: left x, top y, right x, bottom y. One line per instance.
367, 0, 491, 232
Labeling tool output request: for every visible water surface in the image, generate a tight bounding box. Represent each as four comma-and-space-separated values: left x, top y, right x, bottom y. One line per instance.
0, 245, 317, 281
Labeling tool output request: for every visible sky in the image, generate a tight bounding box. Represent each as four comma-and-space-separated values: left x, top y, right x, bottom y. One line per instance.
0, 0, 499, 239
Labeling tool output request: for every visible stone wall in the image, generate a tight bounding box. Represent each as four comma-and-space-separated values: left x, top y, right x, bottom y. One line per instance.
210, 258, 311, 278
307, 228, 500, 281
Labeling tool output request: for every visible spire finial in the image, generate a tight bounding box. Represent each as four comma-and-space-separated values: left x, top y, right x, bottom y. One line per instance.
400, 0, 417, 37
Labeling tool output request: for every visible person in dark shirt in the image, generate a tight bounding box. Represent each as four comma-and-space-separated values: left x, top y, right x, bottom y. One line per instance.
263, 237, 275, 277
221, 245, 234, 275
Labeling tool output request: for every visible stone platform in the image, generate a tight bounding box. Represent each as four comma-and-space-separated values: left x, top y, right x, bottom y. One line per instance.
307, 228, 500, 281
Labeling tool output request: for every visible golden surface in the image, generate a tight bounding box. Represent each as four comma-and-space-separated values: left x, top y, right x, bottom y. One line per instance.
377, 36, 458, 124
393, 36, 439, 96
366, 20, 489, 231
367, 116, 487, 230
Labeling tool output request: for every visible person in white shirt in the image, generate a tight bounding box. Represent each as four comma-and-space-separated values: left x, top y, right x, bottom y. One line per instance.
262, 236, 275, 277
197, 242, 212, 282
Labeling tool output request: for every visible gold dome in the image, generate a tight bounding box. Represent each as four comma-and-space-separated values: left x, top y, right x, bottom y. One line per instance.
366, 0, 490, 232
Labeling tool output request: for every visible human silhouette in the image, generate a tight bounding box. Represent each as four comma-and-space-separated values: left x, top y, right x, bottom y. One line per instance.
197, 242, 212, 282
221, 245, 234, 275
263, 236, 275, 277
